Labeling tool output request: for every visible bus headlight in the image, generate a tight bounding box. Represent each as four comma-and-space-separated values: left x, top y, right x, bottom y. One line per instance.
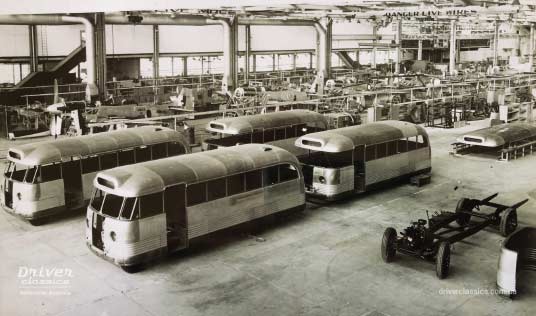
110, 231, 116, 241
86, 218, 89, 228
17, 193, 21, 200
319, 176, 326, 184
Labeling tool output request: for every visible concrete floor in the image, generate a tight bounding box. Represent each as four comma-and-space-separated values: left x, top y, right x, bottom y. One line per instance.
1, 119, 536, 316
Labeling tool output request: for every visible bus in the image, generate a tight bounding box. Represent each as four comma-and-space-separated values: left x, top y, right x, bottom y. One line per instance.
294, 120, 431, 201
1, 126, 190, 224
203, 110, 328, 157
86, 144, 305, 272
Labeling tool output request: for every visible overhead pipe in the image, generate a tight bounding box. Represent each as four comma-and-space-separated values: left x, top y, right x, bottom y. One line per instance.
238, 17, 329, 91
0, 14, 97, 101
105, 13, 233, 92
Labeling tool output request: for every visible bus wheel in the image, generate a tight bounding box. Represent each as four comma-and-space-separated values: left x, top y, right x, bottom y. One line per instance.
436, 242, 451, 279
455, 198, 472, 226
121, 264, 144, 274
381, 227, 397, 263
500, 208, 517, 237
29, 218, 46, 226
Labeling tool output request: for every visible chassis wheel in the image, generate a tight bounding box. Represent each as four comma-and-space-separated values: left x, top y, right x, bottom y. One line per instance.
436, 242, 451, 279
455, 198, 472, 226
121, 264, 144, 274
381, 227, 397, 263
500, 208, 517, 237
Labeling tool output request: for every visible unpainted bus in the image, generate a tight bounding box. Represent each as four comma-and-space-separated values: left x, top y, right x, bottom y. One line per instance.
203, 110, 328, 158
1, 127, 189, 224
295, 121, 431, 200
86, 144, 305, 271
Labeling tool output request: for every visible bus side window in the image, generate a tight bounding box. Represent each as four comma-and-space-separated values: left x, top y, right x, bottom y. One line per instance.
227, 173, 245, 195
168, 142, 185, 156
263, 129, 275, 142
186, 182, 207, 206
376, 143, 387, 159
274, 128, 286, 141
82, 156, 100, 173
40, 163, 61, 182
417, 135, 428, 148
118, 150, 135, 166
263, 166, 279, 186
279, 164, 298, 182
152, 143, 168, 160
245, 170, 262, 191
353, 145, 365, 162
100, 153, 118, 170
252, 130, 263, 143
285, 126, 296, 138
397, 138, 408, 153
407, 136, 418, 151
365, 144, 376, 161
135, 146, 151, 163
139, 192, 163, 218
387, 140, 398, 156
207, 178, 226, 201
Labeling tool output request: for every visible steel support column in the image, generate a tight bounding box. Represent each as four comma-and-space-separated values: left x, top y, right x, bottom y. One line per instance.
449, 19, 457, 75
529, 24, 534, 71
493, 20, 499, 67
245, 24, 250, 83
325, 17, 332, 78
372, 23, 377, 69
417, 39, 423, 61
152, 25, 159, 80
94, 12, 107, 100
395, 19, 402, 74
28, 25, 38, 72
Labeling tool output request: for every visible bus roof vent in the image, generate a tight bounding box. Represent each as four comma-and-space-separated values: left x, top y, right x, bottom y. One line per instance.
209, 123, 224, 130
263, 147, 272, 152
97, 177, 115, 189
302, 139, 322, 147
8, 151, 21, 160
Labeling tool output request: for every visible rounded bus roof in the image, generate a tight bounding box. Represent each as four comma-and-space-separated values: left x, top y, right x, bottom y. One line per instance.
206, 110, 327, 135
94, 144, 301, 197
456, 123, 536, 147
295, 120, 427, 153
7, 126, 188, 166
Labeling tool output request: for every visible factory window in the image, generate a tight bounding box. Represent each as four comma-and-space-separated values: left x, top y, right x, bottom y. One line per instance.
139, 192, 163, 218
159, 57, 173, 77
40, 163, 62, 182
135, 146, 151, 162
279, 164, 298, 182
82, 156, 100, 173
187, 57, 203, 75
210, 56, 224, 74
207, 178, 226, 201
256, 55, 275, 72
263, 166, 279, 187
278, 54, 293, 71
118, 150, 135, 166
139, 58, 153, 79
186, 182, 207, 206
227, 173, 245, 195
100, 153, 118, 169
152, 143, 168, 159
168, 142, 186, 156
245, 170, 262, 191
295, 53, 311, 69
365, 145, 376, 161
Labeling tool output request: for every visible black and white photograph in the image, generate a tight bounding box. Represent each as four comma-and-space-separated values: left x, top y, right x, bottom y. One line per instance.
0, 0, 536, 315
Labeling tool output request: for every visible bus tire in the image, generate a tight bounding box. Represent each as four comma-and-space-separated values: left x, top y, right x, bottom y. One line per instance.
455, 198, 472, 226
436, 242, 451, 279
381, 227, 397, 263
29, 218, 46, 226
500, 208, 517, 237
121, 264, 144, 274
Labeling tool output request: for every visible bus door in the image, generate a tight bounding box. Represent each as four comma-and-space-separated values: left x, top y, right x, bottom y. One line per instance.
61, 160, 83, 209
353, 145, 366, 192
4, 177, 13, 208
164, 184, 188, 251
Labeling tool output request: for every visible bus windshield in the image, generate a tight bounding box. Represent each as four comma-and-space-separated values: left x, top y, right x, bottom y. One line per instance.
90, 189, 139, 220
5, 162, 38, 183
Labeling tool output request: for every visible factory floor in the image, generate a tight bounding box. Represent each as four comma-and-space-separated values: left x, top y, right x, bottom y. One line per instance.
1, 119, 536, 316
